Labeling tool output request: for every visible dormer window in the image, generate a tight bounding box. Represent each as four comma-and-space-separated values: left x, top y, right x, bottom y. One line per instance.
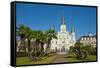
81, 37, 83, 40
91, 37, 92, 40
87, 37, 89, 40
84, 37, 86, 40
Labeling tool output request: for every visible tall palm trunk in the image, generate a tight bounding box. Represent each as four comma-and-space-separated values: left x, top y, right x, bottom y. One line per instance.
45, 39, 51, 55
27, 38, 30, 52
20, 34, 26, 52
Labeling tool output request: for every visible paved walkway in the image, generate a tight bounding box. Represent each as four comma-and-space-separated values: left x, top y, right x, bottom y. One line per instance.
51, 54, 67, 63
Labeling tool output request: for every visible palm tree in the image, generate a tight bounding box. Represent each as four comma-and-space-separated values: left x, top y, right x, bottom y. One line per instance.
16, 25, 31, 52
29, 30, 47, 60
45, 28, 57, 55
16, 25, 57, 60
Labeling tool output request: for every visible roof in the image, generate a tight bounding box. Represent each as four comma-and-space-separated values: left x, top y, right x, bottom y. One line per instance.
81, 35, 96, 38
78, 35, 97, 41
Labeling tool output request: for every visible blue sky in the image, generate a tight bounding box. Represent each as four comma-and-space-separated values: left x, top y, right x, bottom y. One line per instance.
16, 3, 97, 39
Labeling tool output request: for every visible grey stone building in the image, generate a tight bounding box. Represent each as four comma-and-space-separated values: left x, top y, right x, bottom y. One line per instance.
79, 33, 96, 48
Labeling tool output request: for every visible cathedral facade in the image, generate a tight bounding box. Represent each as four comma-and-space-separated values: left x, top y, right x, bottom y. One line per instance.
50, 16, 76, 54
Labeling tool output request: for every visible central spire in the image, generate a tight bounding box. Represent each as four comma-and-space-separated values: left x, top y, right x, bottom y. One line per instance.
61, 16, 65, 25
60, 16, 66, 32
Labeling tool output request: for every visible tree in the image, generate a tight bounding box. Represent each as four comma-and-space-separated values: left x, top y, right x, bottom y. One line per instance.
16, 24, 31, 52
45, 28, 57, 55
70, 42, 88, 60
83, 45, 96, 55
28, 30, 49, 60
16, 25, 57, 60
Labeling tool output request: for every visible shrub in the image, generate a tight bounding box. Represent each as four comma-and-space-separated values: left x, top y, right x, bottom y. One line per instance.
69, 42, 96, 60
16, 52, 28, 57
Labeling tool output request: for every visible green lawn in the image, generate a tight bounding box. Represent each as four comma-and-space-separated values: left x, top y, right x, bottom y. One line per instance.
16, 55, 56, 65
66, 53, 96, 62
16, 53, 96, 65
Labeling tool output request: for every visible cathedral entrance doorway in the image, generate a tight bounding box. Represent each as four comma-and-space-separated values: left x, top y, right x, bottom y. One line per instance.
61, 46, 65, 52
57, 46, 67, 54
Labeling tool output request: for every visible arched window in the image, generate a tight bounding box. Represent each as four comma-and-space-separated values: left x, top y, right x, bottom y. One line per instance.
56, 41, 57, 44
62, 41, 65, 43
87, 37, 89, 40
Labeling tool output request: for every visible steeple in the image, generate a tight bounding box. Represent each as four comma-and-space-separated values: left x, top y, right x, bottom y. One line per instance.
60, 16, 66, 32
71, 24, 76, 44
61, 16, 65, 25
71, 25, 75, 33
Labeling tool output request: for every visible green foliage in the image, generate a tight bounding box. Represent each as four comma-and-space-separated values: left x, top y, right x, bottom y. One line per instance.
70, 42, 87, 59
69, 42, 96, 60
16, 24, 32, 39
66, 53, 96, 62
46, 28, 57, 40
16, 52, 28, 57
16, 24, 57, 60
85, 45, 96, 55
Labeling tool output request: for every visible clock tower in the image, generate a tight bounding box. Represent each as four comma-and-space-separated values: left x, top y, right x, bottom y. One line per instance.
60, 16, 66, 32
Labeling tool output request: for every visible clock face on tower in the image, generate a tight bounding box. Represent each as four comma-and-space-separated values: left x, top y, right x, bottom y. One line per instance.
61, 25, 66, 32
62, 27, 65, 32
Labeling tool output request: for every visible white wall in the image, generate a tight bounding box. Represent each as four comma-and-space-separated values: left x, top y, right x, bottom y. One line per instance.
0, 0, 99, 68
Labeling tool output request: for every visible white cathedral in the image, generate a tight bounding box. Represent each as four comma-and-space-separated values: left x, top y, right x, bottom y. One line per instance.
50, 16, 76, 54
